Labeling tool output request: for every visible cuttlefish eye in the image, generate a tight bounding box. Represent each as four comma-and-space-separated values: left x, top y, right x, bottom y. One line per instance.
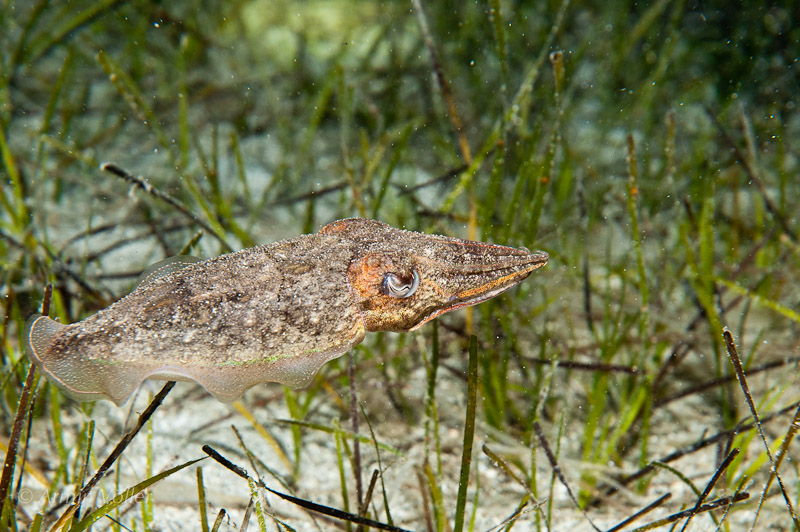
381, 270, 420, 299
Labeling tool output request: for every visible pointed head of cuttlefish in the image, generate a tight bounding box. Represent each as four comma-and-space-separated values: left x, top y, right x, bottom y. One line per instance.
320, 218, 549, 332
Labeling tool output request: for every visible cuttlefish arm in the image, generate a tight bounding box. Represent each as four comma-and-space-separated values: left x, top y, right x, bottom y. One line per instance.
26, 218, 548, 405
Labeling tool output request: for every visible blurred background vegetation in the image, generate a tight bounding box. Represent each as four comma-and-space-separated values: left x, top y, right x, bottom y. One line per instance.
1, 0, 799, 530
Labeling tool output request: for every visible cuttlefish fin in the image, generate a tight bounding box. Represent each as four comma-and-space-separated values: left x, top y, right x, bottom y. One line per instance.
135, 255, 203, 289
26, 314, 67, 367
24, 314, 97, 399
26, 313, 140, 404
186, 342, 363, 403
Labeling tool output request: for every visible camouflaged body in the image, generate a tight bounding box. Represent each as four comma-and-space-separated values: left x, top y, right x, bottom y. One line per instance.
26, 219, 548, 405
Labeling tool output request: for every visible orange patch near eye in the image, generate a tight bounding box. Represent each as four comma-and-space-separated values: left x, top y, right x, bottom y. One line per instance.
347, 254, 392, 295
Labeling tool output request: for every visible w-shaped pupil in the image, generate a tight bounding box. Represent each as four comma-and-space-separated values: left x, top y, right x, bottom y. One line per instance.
381, 271, 420, 298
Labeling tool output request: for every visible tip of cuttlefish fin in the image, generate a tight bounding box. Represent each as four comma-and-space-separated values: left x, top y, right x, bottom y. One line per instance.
24, 314, 134, 405
25, 314, 68, 366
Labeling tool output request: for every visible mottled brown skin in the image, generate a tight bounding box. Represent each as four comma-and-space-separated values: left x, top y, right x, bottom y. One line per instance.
26, 218, 548, 405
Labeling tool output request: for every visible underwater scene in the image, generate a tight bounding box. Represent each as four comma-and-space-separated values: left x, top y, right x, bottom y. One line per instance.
1, 1, 799, 530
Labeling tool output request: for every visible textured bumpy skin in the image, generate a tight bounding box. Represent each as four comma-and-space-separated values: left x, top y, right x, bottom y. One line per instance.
26, 218, 548, 405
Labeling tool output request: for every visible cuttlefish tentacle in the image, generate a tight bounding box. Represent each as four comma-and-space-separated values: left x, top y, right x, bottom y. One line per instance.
26, 218, 548, 405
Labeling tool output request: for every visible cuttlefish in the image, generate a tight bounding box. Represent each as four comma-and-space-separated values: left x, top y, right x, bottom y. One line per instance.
26, 218, 548, 405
